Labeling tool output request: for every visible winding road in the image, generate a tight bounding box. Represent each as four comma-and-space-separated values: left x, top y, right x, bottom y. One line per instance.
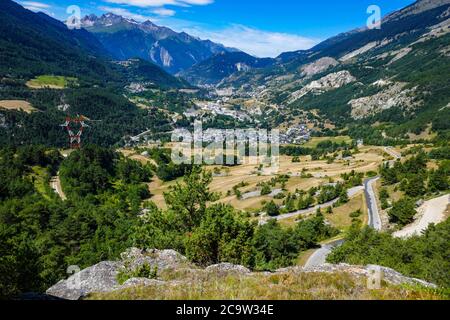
394, 194, 449, 238
259, 186, 364, 225
304, 239, 345, 268
304, 178, 382, 267
365, 176, 382, 231
384, 147, 402, 160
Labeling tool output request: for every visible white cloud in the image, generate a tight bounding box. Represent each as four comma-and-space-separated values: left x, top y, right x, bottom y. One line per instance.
153, 8, 176, 17
21, 1, 50, 9
98, 6, 155, 22
181, 24, 320, 58
21, 1, 54, 16
103, 0, 213, 8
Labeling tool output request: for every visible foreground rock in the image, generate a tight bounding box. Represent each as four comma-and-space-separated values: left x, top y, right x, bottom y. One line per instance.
46, 248, 436, 300
206, 263, 251, 275
279, 264, 436, 288
46, 248, 191, 300
46, 261, 122, 300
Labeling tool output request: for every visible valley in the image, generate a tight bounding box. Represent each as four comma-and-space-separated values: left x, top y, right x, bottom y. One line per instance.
0, 0, 449, 302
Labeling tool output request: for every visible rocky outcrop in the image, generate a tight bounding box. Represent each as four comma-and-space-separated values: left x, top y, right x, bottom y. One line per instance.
120, 248, 190, 271
46, 248, 191, 300
46, 249, 437, 300
300, 57, 339, 77
289, 71, 356, 103
340, 42, 379, 62
120, 278, 166, 289
206, 263, 251, 275
46, 261, 122, 300
349, 82, 421, 119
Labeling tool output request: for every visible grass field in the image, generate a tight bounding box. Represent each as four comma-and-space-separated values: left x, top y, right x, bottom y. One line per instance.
26, 75, 78, 89
88, 271, 445, 300
277, 193, 367, 229
0, 100, 36, 113
119, 146, 385, 213
303, 136, 352, 148
326, 194, 367, 231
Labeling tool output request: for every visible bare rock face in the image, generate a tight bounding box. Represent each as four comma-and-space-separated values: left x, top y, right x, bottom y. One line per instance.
289, 71, 356, 103
349, 82, 421, 119
46, 248, 190, 300
46, 261, 123, 300
120, 278, 166, 289
121, 248, 190, 271
205, 263, 251, 275
301, 57, 339, 77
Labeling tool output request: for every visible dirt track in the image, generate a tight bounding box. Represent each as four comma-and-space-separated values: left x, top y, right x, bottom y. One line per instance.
394, 194, 449, 238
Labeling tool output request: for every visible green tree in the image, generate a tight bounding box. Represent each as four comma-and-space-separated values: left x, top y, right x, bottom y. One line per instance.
253, 220, 298, 270
298, 195, 314, 210
338, 190, 349, 205
327, 220, 450, 288
265, 201, 280, 217
261, 184, 272, 196
388, 197, 417, 226
164, 168, 218, 229
428, 169, 449, 192
284, 194, 296, 213
405, 175, 426, 197
185, 204, 255, 267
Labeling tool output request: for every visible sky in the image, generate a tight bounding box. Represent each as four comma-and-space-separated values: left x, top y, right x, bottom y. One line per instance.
17, 0, 416, 57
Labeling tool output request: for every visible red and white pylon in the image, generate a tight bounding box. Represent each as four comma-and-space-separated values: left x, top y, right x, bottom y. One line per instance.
61, 116, 89, 149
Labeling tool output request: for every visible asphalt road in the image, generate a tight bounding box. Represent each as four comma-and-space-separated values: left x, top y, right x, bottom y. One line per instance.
304, 239, 345, 268
364, 176, 382, 231
304, 147, 401, 267
304, 178, 383, 267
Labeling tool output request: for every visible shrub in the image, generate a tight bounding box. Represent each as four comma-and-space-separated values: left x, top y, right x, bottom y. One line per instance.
265, 201, 280, 217
117, 263, 158, 285
388, 197, 417, 226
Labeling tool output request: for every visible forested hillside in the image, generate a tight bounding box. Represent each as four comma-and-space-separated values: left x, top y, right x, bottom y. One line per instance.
1, 146, 339, 298
217, 0, 450, 141
0, 0, 193, 148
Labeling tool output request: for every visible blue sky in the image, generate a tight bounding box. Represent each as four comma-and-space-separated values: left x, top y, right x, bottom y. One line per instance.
18, 0, 416, 57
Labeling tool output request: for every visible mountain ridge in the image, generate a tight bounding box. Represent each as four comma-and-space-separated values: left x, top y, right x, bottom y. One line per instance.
0, 0, 189, 89
81, 13, 238, 74
179, 51, 275, 86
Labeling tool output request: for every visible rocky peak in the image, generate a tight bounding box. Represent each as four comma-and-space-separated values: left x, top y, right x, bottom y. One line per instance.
81, 13, 124, 28
142, 20, 157, 27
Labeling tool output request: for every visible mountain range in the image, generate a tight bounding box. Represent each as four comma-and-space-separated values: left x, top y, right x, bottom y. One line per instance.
81, 13, 238, 74
179, 51, 275, 86
0, 0, 188, 89
213, 0, 450, 136
1, 0, 449, 142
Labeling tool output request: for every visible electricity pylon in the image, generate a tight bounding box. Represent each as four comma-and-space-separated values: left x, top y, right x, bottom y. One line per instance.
60, 115, 89, 149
